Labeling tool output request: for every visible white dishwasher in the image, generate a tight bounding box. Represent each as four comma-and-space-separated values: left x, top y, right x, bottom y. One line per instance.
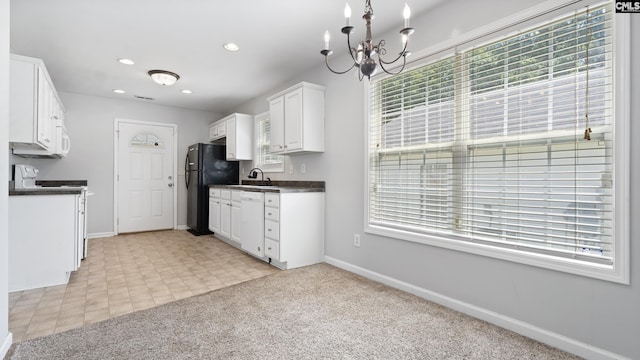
240, 191, 265, 258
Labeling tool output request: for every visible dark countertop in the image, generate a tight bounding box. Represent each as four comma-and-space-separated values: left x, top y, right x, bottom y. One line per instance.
210, 180, 325, 193
37, 180, 88, 187
10, 187, 84, 196
9, 179, 88, 196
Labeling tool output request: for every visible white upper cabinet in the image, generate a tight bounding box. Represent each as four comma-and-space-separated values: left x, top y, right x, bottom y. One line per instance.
209, 113, 253, 160
208, 120, 227, 141
267, 82, 325, 155
10, 54, 64, 154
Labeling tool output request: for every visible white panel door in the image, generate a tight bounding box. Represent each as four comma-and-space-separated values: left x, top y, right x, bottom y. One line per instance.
118, 122, 174, 233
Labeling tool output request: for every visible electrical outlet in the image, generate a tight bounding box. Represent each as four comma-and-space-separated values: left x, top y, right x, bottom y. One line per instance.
353, 233, 361, 247
301, 163, 306, 174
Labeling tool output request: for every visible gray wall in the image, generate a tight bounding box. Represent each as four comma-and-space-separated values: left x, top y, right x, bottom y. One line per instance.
233, 1, 640, 358
10, 92, 221, 235
1, 0, 10, 354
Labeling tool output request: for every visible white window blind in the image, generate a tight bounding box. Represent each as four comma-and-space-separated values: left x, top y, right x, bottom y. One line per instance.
368, 4, 616, 269
254, 112, 284, 172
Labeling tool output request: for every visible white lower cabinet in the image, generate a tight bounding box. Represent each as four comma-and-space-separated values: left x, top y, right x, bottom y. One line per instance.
9, 194, 78, 291
208, 189, 221, 233
230, 190, 242, 243
210, 189, 243, 245
220, 190, 231, 239
209, 187, 324, 269
263, 192, 324, 269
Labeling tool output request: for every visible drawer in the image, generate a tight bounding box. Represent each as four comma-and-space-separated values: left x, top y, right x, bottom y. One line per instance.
231, 190, 243, 202
221, 189, 231, 200
265, 239, 280, 261
265, 219, 280, 241
265, 193, 279, 207
209, 188, 221, 197
265, 207, 279, 221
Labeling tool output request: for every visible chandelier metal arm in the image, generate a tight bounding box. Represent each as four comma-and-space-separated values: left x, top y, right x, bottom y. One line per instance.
320, 50, 357, 75
378, 54, 408, 76
344, 29, 361, 65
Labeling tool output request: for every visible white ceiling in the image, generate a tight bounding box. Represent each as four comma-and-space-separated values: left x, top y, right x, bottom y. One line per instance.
10, 0, 443, 114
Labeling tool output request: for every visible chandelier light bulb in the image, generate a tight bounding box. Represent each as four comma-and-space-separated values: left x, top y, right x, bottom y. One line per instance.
344, 3, 352, 26
324, 30, 331, 50
403, 3, 411, 28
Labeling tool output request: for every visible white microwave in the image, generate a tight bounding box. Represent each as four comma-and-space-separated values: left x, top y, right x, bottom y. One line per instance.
55, 121, 70, 157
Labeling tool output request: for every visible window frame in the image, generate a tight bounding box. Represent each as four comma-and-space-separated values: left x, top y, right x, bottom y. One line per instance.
363, 0, 630, 284
254, 111, 284, 173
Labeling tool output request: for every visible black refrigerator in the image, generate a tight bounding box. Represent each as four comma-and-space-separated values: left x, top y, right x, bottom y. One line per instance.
185, 143, 239, 235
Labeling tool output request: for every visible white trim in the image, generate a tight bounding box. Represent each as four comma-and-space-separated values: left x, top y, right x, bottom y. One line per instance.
364, 0, 629, 284
176, 224, 189, 231
612, 13, 631, 285
324, 256, 630, 360
0, 333, 12, 359
87, 232, 116, 239
113, 118, 178, 235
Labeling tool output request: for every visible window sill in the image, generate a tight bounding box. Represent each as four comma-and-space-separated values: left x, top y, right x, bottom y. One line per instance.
365, 223, 628, 284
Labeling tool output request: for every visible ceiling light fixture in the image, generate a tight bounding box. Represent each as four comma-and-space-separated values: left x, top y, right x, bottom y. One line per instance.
223, 43, 240, 52
118, 58, 135, 65
321, 0, 415, 80
181, 89, 192, 94
148, 70, 180, 86
112, 89, 126, 94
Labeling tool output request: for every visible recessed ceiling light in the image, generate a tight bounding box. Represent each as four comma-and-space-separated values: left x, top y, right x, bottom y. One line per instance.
117, 58, 135, 65
113, 89, 126, 94
223, 43, 240, 52
181, 89, 192, 94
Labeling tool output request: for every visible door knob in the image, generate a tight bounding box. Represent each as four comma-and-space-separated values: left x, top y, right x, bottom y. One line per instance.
168, 183, 174, 187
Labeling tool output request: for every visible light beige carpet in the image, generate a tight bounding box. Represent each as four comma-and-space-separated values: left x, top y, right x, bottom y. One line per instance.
7, 264, 580, 359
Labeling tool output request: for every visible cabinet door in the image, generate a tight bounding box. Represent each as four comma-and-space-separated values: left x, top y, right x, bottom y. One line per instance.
231, 200, 242, 243
226, 117, 237, 159
36, 68, 53, 149
217, 122, 227, 138
208, 124, 217, 140
284, 87, 303, 152
208, 197, 221, 233
269, 96, 285, 153
220, 200, 231, 238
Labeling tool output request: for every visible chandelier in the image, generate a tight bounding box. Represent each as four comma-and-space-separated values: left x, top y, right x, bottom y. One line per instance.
321, 0, 415, 80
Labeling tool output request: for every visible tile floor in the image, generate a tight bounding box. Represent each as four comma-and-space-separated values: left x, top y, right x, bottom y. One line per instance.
8, 230, 278, 343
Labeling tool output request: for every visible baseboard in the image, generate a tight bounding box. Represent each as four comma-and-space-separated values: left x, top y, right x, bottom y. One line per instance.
87, 232, 115, 239
324, 256, 628, 360
1, 332, 13, 359
176, 225, 189, 230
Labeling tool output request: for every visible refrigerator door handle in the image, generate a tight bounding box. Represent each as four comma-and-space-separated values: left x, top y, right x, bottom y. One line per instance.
184, 153, 190, 189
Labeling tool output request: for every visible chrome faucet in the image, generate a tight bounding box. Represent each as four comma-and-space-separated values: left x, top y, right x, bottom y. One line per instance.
248, 168, 271, 185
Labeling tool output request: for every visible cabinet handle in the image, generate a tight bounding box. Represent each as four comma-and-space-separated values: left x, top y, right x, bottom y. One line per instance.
267, 229, 271, 232
268, 247, 272, 250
